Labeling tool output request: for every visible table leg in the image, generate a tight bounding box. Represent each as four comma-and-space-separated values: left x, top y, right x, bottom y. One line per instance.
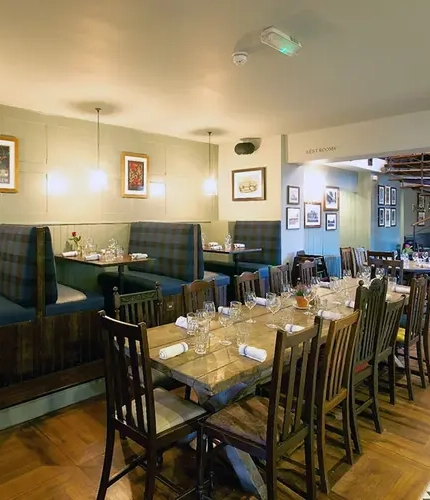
118, 265, 124, 293
233, 254, 239, 276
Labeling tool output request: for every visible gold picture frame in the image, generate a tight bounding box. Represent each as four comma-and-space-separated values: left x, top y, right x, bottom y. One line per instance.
0, 135, 19, 193
232, 167, 266, 201
121, 151, 149, 198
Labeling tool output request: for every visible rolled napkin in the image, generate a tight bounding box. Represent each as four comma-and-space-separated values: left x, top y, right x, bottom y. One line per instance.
238, 345, 267, 362
175, 316, 188, 329
394, 285, 410, 294
345, 300, 355, 308
255, 297, 267, 306
159, 342, 188, 360
317, 310, 342, 320
62, 251, 77, 257
84, 253, 100, 261
284, 324, 304, 333
319, 282, 331, 289
218, 306, 230, 315
130, 253, 148, 259
234, 243, 245, 249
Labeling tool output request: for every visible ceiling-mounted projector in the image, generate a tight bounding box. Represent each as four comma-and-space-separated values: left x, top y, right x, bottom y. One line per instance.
260, 26, 302, 56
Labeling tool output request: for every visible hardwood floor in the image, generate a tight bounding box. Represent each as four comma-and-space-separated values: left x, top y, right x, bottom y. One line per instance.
1, 376, 430, 499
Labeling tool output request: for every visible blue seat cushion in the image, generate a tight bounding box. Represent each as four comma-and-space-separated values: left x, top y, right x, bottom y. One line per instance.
0, 295, 35, 326
399, 313, 407, 329
204, 271, 230, 287
45, 284, 104, 316
121, 270, 186, 296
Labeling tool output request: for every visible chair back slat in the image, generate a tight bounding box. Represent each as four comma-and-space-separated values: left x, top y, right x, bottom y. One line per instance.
269, 264, 291, 294
299, 261, 316, 286
370, 258, 404, 283
405, 276, 427, 343
354, 247, 367, 274
114, 285, 163, 328
234, 271, 262, 303
378, 296, 406, 355
182, 279, 218, 313
340, 247, 356, 277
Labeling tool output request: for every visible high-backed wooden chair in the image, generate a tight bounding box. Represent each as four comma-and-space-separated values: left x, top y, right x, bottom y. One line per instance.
396, 276, 428, 400
269, 264, 291, 294
113, 285, 163, 328
197, 318, 323, 500
234, 271, 263, 303
353, 247, 367, 274
299, 260, 316, 286
182, 279, 218, 314
370, 258, 404, 283
340, 247, 356, 277
97, 313, 206, 500
423, 279, 430, 383
316, 310, 361, 494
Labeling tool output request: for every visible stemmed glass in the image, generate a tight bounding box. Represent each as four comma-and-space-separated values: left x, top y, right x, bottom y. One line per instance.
302, 287, 314, 316
280, 283, 292, 309
331, 277, 342, 305
423, 251, 429, 262
266, 292, 281, 329
203, 301, 216, 336
244, 292, 257, 323
218, 311, 233, 345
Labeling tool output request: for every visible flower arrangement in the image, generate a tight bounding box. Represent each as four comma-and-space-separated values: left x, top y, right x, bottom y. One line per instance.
402, 243, 413, 256
294, 283, 308, 297
69, 231, 81, 250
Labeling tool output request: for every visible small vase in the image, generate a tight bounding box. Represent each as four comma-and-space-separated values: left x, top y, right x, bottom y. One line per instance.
296, 296, 308, 308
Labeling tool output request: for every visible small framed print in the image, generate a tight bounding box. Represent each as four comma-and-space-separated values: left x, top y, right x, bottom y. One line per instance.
384, 208, 391, 228
232, 167, 266, 201
418, 211, 426, 226
304, 202, 322, 228
418, 193, 425, 210
0, 135, 19, 193
286, 207, 301, 230
378, 207, 385, 227
324, 186, 339, 211
325, 213, 337, 231
391, 208, 396, 227
378, 185, 385, 205
287, 185, 300, 205
391, 187, 397, 206
384, 186, 391, 206
121, 152, 149, 198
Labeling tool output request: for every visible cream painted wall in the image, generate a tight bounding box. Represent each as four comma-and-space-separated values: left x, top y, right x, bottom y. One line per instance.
0, 104, 217, 224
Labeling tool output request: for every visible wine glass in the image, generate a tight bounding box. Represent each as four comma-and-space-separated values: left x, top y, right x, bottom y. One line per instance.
203, 301, 216, 336
244, 291, 257, 323
218, 311, 232, 345
266, 293, 281, 329
302, 287, 314, 316
280, 283, 292, 309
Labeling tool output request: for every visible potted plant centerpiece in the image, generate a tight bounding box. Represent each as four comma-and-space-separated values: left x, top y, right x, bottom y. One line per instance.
294, 283, 309, 308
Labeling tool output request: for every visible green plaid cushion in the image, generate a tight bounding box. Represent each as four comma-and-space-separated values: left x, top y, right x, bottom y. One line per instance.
128, 222, 203, 282
234, 221, 281, 265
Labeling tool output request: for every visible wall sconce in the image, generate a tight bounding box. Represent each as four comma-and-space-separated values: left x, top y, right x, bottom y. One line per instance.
203, 177, 218, 196
89, 169, 108, 192
150, 181, 166, 197
47, 172, 68, 196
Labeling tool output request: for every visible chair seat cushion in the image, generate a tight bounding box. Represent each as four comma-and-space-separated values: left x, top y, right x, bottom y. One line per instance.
127, 387, 205, 434
0, 295, 35, 326
397, 327, 405, 344
45, 284, 104, 316
123, 270, 186, 296
399, 313, 407, 329
203, 271, 230, 287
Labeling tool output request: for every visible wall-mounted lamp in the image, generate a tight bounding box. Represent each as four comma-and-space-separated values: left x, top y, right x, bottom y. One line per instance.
47, 171, 68, 196
204, 131, 217, 196
150, 181, 166, 197
89, 107, 108, 192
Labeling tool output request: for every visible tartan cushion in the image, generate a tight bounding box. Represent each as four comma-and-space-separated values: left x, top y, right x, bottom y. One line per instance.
234, 221, 281, 265
127, 222, 203, 281
0, 225, 58, 307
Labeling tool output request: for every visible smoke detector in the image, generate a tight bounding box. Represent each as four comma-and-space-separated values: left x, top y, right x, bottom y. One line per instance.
232, 52, 248, 66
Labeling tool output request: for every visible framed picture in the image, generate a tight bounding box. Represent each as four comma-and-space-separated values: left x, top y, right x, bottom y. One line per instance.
324, 186, 339, 211
378, 207, 385, 227
391, 208, 396, 227
391, 187, 397, 206
287, 185, 300, 205
377, 185, 385, 205
286, 207, 301, 230
418, 211, 426, 226
325, 213, 337, 231
418, 193, 425, 210
121, 152, 149, 198
304, 202, 322, 228
384, 186, 391, 206
384, 208, 391, 228
0, 135, 19, 193
232, 167, 266, 201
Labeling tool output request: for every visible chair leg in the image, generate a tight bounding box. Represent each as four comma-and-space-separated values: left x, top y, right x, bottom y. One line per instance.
423, 329, 430, 384
304, 427, 317, 500
388, 354, 396, 405
417, 339, 427, 389
342, 399, 354, 466
184, 386, 192, 400
266, 456, 278, 500
369, 369, 383, 434
196, 427, 206, 500
144, 452, 158, 500
349, 381, 362, 455
316, 413, 330, 494
404, 348, 414, 401
96, 423, 115, 500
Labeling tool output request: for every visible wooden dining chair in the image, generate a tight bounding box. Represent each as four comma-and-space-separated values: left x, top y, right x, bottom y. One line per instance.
353, 247, 367, 274
97, 312, 206, 500
234, 271, 263, 303
340, 247, 356, 277
182, 279, 218, 313
370, 258, 404, 284
113, 284, 163, 328
350, 279, 387, 454
299, 260, 316, 286
269, 264, 290, 294
396, 276, 427, 400
197, 318, 323, 500
422, 279, 430, 383
316, 310, 361, 494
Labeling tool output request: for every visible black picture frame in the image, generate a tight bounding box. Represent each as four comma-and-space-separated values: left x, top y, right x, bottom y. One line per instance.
378, 185, 385, 205
418, 210, 426, 226
378, 207, 385, 227
287, 185, 300, 205
391, 208, 396, 226
418, 193, 425, 210
390, 187, 397, 206
286, 207, 301, 230
384, 186, 391, 206
325, 213, 337, 231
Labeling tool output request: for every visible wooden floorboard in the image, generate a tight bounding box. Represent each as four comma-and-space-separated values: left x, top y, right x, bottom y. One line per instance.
2, 372, 430, 499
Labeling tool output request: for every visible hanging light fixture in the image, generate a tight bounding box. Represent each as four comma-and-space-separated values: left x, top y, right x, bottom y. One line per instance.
203, 131, 217, 196
89, 107, 108, 192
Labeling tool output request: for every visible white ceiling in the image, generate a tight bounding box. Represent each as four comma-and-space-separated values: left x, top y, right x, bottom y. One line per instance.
1, 0, 430, 143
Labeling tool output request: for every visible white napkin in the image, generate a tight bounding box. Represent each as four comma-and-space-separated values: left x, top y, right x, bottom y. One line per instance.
62, 251, 77, 257
345, 300, 355, 308
131, 253, 148, 259
234, 243, 245, 249
284, 324, 304, 333
319, 282, 331, 289
84, 253, 100, 261
159, 342, 188, 360
218, 306, 230, 315
317, 310, 342, 320
175, 316, 188, 329
394, 285, 410, 294
209, 241, 219, 247
256, 297, 267, 306
238, 345, 267, 362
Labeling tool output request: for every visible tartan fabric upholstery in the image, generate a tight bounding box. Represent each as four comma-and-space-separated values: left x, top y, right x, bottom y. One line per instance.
0, 225, 58, 307
127, 222, 203, 281
234, 221, 281, 265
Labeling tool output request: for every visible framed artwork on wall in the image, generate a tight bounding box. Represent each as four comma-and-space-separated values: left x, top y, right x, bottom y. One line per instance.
391, 208, 396, 227
287, 185, 300, 205
418, 211, 426, 226
232, 167, 266, 201
378, 207, 385, 227
286, 207, 301, 230
418, 193, 425, 210
0, 135, 19, 193
391, 187, 397, 206
384, 208, 391, 228
377, 185, 385, 205
384, 186, 391, 206
121, 152, 149, 198
324, 186, 339, 211
325, 213, 337, 231
304, 202, 322, 228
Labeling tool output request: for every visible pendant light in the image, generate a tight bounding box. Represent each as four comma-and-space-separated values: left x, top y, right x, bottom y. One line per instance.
89, 107, 108, 192
203, 131, 217, 196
